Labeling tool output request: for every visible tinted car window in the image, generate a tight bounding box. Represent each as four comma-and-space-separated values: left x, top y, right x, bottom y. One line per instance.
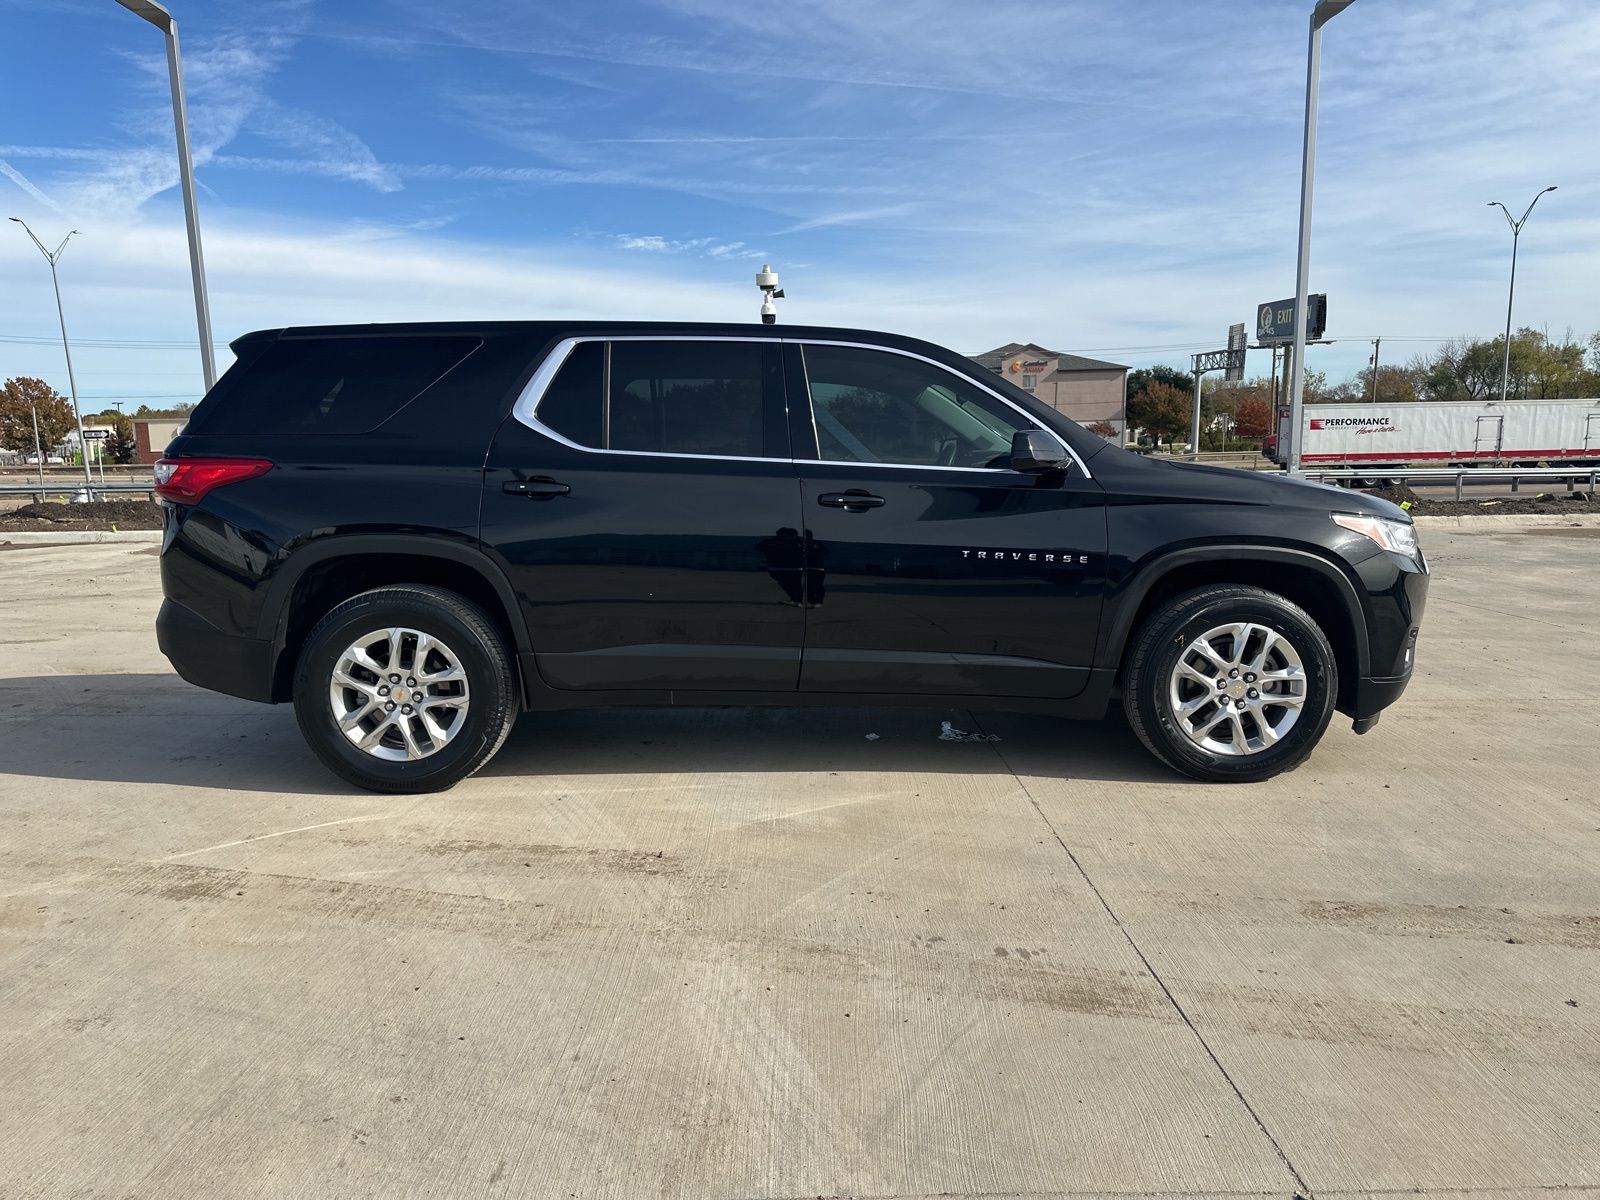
609, 341, 786, 458
189, 335, 480, 436
801, 344, 1035, 469
534, 341, 604, 447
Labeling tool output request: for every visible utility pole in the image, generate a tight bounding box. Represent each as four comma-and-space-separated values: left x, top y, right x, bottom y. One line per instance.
9, 219, 93, 492
1368, 337, 1380, 403
1488, 186, 1556, 403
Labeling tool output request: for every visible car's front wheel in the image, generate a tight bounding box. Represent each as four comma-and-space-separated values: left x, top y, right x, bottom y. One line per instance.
293, 585, 518, 793
1122, 584, 1338, 783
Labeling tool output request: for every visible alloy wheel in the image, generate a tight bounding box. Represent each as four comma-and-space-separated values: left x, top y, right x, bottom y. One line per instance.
328, 626, 471, 761
1167, 621, 1307, 757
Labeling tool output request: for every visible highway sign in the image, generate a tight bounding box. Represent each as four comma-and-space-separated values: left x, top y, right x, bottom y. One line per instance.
1256, 294, 1327, 344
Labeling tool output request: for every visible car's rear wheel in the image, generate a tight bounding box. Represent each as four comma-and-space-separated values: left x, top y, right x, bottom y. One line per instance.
1122, 585, 1338, 783
293, 585, 517, 793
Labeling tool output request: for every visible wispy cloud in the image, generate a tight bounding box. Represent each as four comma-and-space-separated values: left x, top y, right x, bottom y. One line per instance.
2, 0, 1596, 395
604, 233, 765, 260
775, 204, 917, 235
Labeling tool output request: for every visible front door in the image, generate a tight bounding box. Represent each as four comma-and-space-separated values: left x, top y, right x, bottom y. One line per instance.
482, 337, 805, 691
790, 342, 1107, 699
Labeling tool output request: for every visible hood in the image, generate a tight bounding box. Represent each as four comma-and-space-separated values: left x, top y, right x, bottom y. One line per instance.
1117, 453, 1413, 522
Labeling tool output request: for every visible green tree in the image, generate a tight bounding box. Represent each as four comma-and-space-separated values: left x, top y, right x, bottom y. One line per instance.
1127, 380, 1190, 449
1126, 365, 1194, 407
1350, 364, 1421, 405
104, 414, 138, 464
0, 377, 76, 455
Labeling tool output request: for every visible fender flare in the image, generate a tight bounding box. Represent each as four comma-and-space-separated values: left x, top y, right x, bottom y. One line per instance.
255, 532, 532, 656
1094, 544, 1371, 677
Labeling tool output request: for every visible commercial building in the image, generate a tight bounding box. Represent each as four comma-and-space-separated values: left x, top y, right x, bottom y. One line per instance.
969, 343, 1128, 442
134, 417, 187, 464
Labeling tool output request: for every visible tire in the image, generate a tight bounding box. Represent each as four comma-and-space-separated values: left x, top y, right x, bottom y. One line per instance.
293, 585, 518, 794
1121, 585, 1338, 783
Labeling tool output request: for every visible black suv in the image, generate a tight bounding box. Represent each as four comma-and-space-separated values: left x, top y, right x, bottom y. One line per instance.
154, 322, 1427, 793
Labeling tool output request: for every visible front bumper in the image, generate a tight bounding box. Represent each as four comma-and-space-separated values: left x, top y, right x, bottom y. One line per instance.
157, 597, 278, 704
1350, 669, 1413, 721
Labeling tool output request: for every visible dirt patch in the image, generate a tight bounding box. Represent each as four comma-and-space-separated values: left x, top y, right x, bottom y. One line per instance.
1361, 486, 1596, 517
0, 500, 163, 531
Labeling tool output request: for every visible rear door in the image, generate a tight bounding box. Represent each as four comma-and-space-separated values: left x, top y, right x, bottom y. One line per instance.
481, 336, 806, 691
790, 341, 1107, 699
1473, 414, 1504, 459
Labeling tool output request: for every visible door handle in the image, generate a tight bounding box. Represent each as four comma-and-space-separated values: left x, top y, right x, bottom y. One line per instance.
818, 490, 885, 511
503, 478, 571, 499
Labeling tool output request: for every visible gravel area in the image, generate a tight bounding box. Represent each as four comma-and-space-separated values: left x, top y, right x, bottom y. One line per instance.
1362, 483, 1596, 517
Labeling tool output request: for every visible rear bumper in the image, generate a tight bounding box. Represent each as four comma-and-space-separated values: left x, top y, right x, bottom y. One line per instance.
157, 597, 277, 704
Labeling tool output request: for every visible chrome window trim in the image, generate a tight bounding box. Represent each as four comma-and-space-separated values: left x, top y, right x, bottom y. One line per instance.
510, 333, 1091, 479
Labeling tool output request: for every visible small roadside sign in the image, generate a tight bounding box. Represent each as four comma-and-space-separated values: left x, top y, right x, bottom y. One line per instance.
82, 429, 110, 440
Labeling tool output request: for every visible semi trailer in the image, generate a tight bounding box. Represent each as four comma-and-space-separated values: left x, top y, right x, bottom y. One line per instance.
1268, 397, 1600, 467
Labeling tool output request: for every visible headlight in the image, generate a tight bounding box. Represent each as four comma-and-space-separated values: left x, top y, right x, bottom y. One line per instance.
1331, 512, 1419, 559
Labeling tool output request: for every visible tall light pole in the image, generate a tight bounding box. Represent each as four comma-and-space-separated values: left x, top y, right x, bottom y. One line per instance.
1488, 186, 1556, 403
9, 219, 94, 490
114, 0, 217, 391
1285, 0, 1354, 474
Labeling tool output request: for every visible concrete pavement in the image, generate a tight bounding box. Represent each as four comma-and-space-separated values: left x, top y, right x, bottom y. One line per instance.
1, 521, 1597, 1198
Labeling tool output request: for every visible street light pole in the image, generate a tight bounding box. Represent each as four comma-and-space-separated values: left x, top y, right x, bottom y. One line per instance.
1286, 0, 1354, 474
1488, 186, 1556, 404
9, 219, 93, 490
114, 0, 216, 391
31, 404, 45, 488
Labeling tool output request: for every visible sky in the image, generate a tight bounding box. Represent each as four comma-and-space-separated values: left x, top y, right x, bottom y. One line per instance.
1, 0, 1597, 412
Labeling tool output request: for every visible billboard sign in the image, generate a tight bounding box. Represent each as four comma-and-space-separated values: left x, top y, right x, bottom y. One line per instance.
1225, 322, 1246, 381
1256, 294, 1327, 344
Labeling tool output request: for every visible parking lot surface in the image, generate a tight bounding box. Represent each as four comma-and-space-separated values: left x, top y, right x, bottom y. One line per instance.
2, 519, 1598, 1199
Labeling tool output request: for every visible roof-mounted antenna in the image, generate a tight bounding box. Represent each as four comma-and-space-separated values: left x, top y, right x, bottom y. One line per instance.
756, 263, 784, 325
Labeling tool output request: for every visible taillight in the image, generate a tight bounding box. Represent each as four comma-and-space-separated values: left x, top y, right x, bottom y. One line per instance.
153, 457, 273, 505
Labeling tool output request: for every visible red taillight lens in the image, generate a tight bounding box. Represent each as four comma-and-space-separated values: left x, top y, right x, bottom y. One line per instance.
152, 457, 273, 505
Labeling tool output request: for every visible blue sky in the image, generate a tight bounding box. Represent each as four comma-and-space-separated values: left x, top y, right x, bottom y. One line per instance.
2, 0, 1597, 410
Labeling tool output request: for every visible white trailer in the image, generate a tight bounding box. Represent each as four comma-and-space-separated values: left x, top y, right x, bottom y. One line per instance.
1269, 398, 1600, 466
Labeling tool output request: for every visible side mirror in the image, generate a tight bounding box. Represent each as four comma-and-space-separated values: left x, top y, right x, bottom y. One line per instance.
1010, 429, 1069, 473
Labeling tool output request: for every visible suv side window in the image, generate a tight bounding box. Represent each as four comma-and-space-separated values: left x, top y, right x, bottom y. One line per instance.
535, 340, 787, 459
188, 335, 481, 436
800, 344, 1039, 469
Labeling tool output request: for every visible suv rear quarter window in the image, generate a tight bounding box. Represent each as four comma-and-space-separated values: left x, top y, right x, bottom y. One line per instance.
187, 335, 481, 436
535, 339, 787, 459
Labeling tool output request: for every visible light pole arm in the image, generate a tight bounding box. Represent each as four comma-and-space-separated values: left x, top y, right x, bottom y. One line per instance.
11, 216, 52, 260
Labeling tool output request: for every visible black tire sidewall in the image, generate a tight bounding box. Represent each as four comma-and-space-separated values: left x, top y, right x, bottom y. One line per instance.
294, 592, 511, 792
1132, 592, 1337, 782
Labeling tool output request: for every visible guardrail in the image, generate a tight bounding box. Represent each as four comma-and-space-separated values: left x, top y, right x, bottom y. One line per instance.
1299, 466, 1599, 501
0, 481, 155, 503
